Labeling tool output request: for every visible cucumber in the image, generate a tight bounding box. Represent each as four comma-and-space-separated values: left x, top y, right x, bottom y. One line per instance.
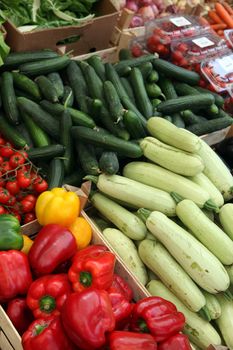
201, 291, 221, 320
19, 55, 70, 76
159, 77, 178, 99
103, 227, 148, 285
17, 97, 60, 140
219, 204, 233, 240
187, 117, 233, 136
120, 78, 136, 104
139, 239, 206, 312
195, 86, 224, 107
99, 106, 130, 141
85, 97, 102, 121
181, 110, 206, 126
145, 83, 162, 98
119, 48, 132, 61
103, 81, 124, 122
48, 158, 64, 189
176, 199, 233, 265
153, 59, 200, 85
172, 113, 185, 128
1, 72, 20, 125
64, 170, 84, 187
84, 64, 105, 102
72, 126, 143, 158
123, 110, 147, 139
139, 62, 153, 80
47, 72, 64, 98
151, 99, 162, 109
99, 152, 119, 175
91, 192, 147, 241
87, 55, 106, 81
147, 70, 159, 83
4, 50, 58, 68
163, 115, 173, 122
61, 86, 74, 107
21, 111, 51, 147
15, 88, 39, 102
147, 280, 222, 349
12, 72, 41, 101
0, 113, 27, 148
114, 54, 156, 76
35, 75, 59, 103
121, 96, 147, 129
27, 144, 65, 161
16, 123, 33, 148
216, 295, 233, 349
60, 110, 74, 175
77, 143, 100, 176
143, 210, 230, 293
174, 82, 199, 96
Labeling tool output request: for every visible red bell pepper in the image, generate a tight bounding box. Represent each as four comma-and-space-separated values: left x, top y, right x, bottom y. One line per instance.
130, 297, 185, 342
29, 224, 77, 276
6, 298, 34, 335
108, 290, 134, 330
109, 331, 157, 350
72, 244, 108, 261
68, 249, 115, 292
61, 288, 115, 349
26, 274, 72, 319
22, 316, 75, 350
158, 333, 192, 350
0, 250, 32, 302
108, 274, 133, 302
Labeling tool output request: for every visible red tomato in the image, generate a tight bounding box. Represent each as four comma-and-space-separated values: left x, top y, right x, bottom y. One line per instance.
0, 156, 4, 165
0, 143, 14, 158
17, 150, 28, 159
0, 188, 11, 204
20, 199, 35, 213
0, 205, 6, 215
33, 178, 48, 193
172, 50, 183, 62
7, 196, 16, 207
23, 194, 37, 205
24, 212, 36, 224
0, 137, 6, 146
1, 161, 12, 174
131, 45, 143, 57
0, 172, 5, 188
6, 180, 20, 195
9, 153, 26, 168
178, 43, 188, 52
17, 173, 31, 189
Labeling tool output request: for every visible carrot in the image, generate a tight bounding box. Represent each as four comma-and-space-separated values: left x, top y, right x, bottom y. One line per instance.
222, 1, 233, 16
208, 10, 224, 24
215, 2, 233, 28
211, 23, 227, 29
217, 30, 224, 36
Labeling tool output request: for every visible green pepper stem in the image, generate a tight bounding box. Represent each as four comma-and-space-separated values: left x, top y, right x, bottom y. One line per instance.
138, 319, 149, 333
34, 324, 47, 335
204, 199, 219, 213
198, 306, 211, 322
80, 271, 92, 287
137, 208, 151, 223
83, 175, 98, 184
39, 295, 56, 313
170, 192, 184, 203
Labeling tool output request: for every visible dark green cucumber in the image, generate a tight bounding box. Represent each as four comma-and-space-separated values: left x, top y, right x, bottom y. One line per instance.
61, 86, 74, 107
99, 151, 119, 175
147, 70, 159, 83
123, 110, 147, 139
47, 72, 64, 98
103, 81, 124, 122
157, 94, 215, 114
119, 49, 132, 61
91, 216, 112, 231
64, 170, 84, 187
0, 113, 27, 148
145, 83, 162, 98
217, 109, 232, 119
172, 113, 185, 128
19, 55, 70, 76
120, 77, 136, 104
77, 142, 100, 176
87, 55, 106, 81
100, 105, 130, 140
40, 100, 96, 128
187, 117, 233, 136
66, 61, 88, 113
159, 78, 179, 99
27, 144, 65, 161
16, 123, 33, 148
4, 50, 58, 68
1, 72, 20, 125
153, 59, 200, 85
85, 97, 102, 121
130, 67, 153, 119
21, 111, 51, 147
15, 88, 38, 102
72, 126, 143, 158
35, 76, 59, 103
121, 96, 147, 129
114, 54, 156, 76
139, 62, 153, 80
12, 72, 41, 101
163, 116, 173, 122
181, 110, 207, 126
195, 86, 224, 107
174, 82, 199, 96
18, 97, 60, 140
48, 158, 64, 189
84, 64, 105, 102
151, 99, 162, 109
60, 110, 74, 175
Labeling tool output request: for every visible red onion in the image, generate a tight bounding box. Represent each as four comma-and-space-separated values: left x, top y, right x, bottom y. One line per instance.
126, 0, 139, 12
130, 15, 144, 27
138, 5, 156, 20
139, 0, 153, 5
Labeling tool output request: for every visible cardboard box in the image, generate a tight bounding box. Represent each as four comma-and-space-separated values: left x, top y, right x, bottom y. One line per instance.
4, 0, 119, 55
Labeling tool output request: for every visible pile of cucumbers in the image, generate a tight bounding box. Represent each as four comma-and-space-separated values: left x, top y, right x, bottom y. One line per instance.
0, 48, 232, 188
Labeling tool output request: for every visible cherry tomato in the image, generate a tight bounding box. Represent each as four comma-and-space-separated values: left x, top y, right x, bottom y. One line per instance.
0, 143, 14, 158
13, 213, 21, 223
7, 196, 16, 207
0, 137, 6, 146
0, 172, 5, 188
131, 45, 143, 57
6, 180, 20, 195
23, 194, 37, 205
17, 150, 28, 159
178, 43, 188, 52
17, 173, 31, 189
0, 156, 4, 165
9, 153, 26, 168
24, 212, 36, 224
0, 188, 11, 204
0, 205, 6, 215
1, 161, 12, 174
172, 50, 183, 62
33, 178, 48, 193
20, 199, 35, 213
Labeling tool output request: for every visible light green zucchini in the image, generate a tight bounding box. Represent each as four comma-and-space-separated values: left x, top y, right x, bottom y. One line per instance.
216, 294, 233, 349
147, 280, 222, 349
176, 200, 233, 265
219, 203, 233, 240
103, 228, 148, 285
140, 137, 204, 176
201, 291, 221, 320
225, 265, 233, 284
139, 239, 206, 312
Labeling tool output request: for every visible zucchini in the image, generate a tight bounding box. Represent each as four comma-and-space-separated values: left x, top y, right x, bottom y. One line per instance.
48, 158, 64, 189
216, 295, 233, 349
27, 144, 65, 161
12, 72, 41, 101
219, 204, 233, 240
72, 126, 143, 158
103, 227, 148, 285
123, 110, 147, 139
139, 62, 153, 80
88, 174, 176, 216
201, 291, 221, 320
47, 72, 64, 98
0, 113, 27, 148
176, 200, 233, 265
1, 72, 20, 125
35, 75, 59, 103
21, 111, 51, 147
61, 86, 74, 107
4, 50, 58, 68
142, 210, 230, 293
140, 137, 204, 176
195, 86, 224, 107
123, 162, 216, 210
147, 280, 222, 349
64, 170, 84, 187
153, 59, 200, 85
130, 68, 153, 119
120, 77, 136, 104
190, 173, 224, 208
18, 97, 60, 140
99, 152, 119, 175
119, 48, 132, 61
87, 55, 106, 81
60, 110, 74, 175
147, 117, 201, 153
103, 81, 124, 122
197, 138, 233, 201
225, 265, 233, 284
187, 117, 233, 136
91, 192, 147, 241
19, 55, 70, 76
77, 143, 100, 176
114, 54, 156, 76
139, 239, 206, 312
157, 94, 214, 114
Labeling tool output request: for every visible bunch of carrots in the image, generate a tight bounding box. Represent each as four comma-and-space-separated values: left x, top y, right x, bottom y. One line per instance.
207, 1, 233, 37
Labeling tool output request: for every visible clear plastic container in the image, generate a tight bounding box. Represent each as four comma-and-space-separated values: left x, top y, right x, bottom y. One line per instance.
130, 36, 149, 58
224, 29, 233, 49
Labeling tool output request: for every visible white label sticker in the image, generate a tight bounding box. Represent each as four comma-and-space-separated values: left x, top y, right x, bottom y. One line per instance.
192, 37, 214, 48
217, 55, 233, 74
170, 17, 191, 27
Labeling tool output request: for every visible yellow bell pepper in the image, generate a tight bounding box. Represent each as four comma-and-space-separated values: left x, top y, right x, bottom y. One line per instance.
68, 217, 92, 250
21, 235, 33, 255
35, 188, 80, 227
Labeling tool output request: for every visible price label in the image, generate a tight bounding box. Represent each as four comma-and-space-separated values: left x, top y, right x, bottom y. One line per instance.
170, 17, 191, 27
217, 55, 233, 74
192, 37, 214, 48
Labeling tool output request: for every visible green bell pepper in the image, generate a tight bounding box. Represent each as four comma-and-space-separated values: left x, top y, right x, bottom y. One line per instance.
0, 214, 23, 250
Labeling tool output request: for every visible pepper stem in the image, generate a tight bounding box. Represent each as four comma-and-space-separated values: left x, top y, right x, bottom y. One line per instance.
80, 271, 92, 287
138, 319, 149, 333
83, 175, 98, 184
198, 306, 211, 322
137, 208, 151, 223
39, 295, 56, 313
204, 199, 219, 213
34, 324, 47, 335
170, 192, 184, 203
